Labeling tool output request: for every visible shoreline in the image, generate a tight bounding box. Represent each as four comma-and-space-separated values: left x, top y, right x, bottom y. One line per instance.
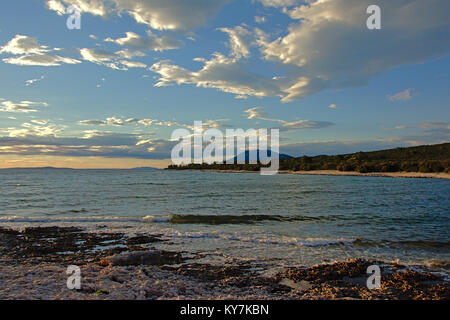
185, 169, 450, 179
282, 170, 450, 179
0, 226, 448, 300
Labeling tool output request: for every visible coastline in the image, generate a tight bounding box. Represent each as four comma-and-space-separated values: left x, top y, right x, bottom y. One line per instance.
189, 169, 450, 179
283, 170, 450, 179
0, 226, 448, 300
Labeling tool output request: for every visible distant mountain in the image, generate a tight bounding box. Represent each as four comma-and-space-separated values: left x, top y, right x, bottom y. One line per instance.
231, 150, 293, 164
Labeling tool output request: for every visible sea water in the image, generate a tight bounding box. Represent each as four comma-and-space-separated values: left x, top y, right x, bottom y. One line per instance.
0, 169, 448, 273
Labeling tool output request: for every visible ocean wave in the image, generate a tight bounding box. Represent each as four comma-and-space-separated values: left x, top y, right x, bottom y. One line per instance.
0, 216, 142, 223
143, 214, 322, 225
159, 229, 356, 247
142, 215, 172, 222
354, 238, 450, 250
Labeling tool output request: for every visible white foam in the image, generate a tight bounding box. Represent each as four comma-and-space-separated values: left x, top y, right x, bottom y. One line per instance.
0, 216, 141, 223
156, 229, 355, 247
142, 215, 171, 222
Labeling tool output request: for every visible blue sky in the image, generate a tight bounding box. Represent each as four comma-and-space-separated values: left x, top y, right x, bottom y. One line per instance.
0, 0, 449, 168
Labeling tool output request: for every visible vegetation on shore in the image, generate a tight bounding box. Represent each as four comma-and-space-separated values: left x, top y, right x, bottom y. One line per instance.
167, 143, 450, 173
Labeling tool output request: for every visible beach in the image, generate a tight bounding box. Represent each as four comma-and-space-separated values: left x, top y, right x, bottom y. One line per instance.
198, 169, 450, 180
0, 226, 448, 300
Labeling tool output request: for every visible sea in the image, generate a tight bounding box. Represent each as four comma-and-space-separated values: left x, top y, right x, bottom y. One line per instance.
1, 168, 449, 274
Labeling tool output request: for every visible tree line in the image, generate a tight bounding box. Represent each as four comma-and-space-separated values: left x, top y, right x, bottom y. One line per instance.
168, 143, 450, 173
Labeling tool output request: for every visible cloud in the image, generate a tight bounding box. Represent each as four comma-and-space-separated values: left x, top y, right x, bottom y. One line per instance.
30, 120, 49, 125
0, 35, 81, 66
105, 31, 182, 52
244, 107, 268, 120
218, 25, 253, 58
25, 76, 45, 86
79, 120, 107, 126
3, 54, 81, 66
78, 115, 228, 131
279, 119, 334, 132
254, 16, 266, 24
79, 48, 146, 70
2, 122, 62, 138
46, 0, 228, 31
0, 131, 176, 159
149, 0, 450, 103
119, 60, 147, 69
244, 106, 333, 131
387, 88, 416, 101
79, 117, 125, 126
328, 104, 343, 109
150, 53, 283, 100
46, 0, 66, 15
256, 0, 450, 101
0, 100, 48, 113
256, 0, 298, 7
419, 122, 450, 130
106, 116, 124, 126
0, 35, 49, 55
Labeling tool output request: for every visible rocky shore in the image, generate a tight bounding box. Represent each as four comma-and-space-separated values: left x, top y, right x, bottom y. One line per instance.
0, 226, 448, 300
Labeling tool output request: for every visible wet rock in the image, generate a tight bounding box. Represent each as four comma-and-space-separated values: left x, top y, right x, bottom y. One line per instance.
126, 235, 162, 246
108, 250, 184, 266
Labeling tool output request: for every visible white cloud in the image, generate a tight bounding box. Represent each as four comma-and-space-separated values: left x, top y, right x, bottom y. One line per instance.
30, 120, 49, 125
256, 0, 298, 7
254, 16, 266, 24
3, 54, 81, 66
79, 120, 107, 126
25, 76, 45, 86
244, 106, 268, 120
105, 31, 182, 52
79, 48, 145, 70
106, 116, 124, 126
78, 115, 229, 131
388, 88, 415, 101
46, 0, 66, 15
0, 100, 48, 113
0, 35, 49, 55
218, 25, 253, 58
46, 0, 228, 31
119, 60, 147, 69
150, 53, 283, 100
0, 35, 81, 66
244, 106, 333, 131
328, 104, 343, 109
4, 122, 61, 138
256, 0, 450, 101
150, 0, 450, 103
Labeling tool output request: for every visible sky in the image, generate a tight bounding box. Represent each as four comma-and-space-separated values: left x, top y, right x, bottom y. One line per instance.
0, 0, 449, 168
